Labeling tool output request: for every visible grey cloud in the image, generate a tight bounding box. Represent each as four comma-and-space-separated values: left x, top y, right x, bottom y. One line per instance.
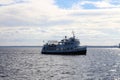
38, 19, 73, 27
0, 18, 32, 27
70, 12, 110, 16
0, 17, 73, 27
0, 0, 28, 7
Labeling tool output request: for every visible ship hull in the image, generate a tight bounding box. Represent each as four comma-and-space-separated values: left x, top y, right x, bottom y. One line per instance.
42, 48, 87, 55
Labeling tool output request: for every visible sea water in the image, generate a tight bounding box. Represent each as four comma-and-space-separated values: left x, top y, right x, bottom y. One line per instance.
0, 47, 120, 80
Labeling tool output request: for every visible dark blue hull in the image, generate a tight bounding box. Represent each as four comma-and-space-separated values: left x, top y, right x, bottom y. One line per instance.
42, 50, 87, 55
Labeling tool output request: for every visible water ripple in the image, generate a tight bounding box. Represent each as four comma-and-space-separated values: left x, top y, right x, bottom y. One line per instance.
0, 47, 120, 80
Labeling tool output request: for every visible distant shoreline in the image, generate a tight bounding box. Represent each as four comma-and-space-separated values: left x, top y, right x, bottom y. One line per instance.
0, 46, 119, 48
87, 46, 119, 48
0, 46, 42, 47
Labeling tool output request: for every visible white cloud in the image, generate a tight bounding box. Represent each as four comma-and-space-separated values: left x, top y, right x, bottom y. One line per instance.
0, 0, 120, 46
92, 1, 120, 8
0, 0, 13, 4
71, 0, 120, 9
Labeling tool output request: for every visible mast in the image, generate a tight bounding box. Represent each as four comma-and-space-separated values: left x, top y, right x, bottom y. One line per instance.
72, 31, 75, 38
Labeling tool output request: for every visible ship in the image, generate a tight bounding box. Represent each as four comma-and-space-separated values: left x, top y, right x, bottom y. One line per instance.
41, 32, 87, 55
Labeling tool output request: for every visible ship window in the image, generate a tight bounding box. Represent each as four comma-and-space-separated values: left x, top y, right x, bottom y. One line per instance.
68, 43, 70, 45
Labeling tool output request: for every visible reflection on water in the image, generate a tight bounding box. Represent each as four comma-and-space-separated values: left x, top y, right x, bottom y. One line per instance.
0, 47, 120, 80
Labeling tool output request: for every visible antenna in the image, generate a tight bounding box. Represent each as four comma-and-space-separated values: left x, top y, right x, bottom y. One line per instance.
72, 31, 75, 38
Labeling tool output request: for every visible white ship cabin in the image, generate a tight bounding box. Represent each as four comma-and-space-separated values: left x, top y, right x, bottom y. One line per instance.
43, 36, 80, 51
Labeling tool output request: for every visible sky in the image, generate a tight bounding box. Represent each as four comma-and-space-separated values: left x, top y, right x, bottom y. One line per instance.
0, 0, 120, 46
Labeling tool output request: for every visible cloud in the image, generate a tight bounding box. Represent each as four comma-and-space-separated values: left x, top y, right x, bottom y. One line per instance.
0, 0, 14, 4
0, 27, 50, 46
0, 0, 120, 45
0, 0, 28, 7
0, 0, 69, 27
71, 0, 120, 9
